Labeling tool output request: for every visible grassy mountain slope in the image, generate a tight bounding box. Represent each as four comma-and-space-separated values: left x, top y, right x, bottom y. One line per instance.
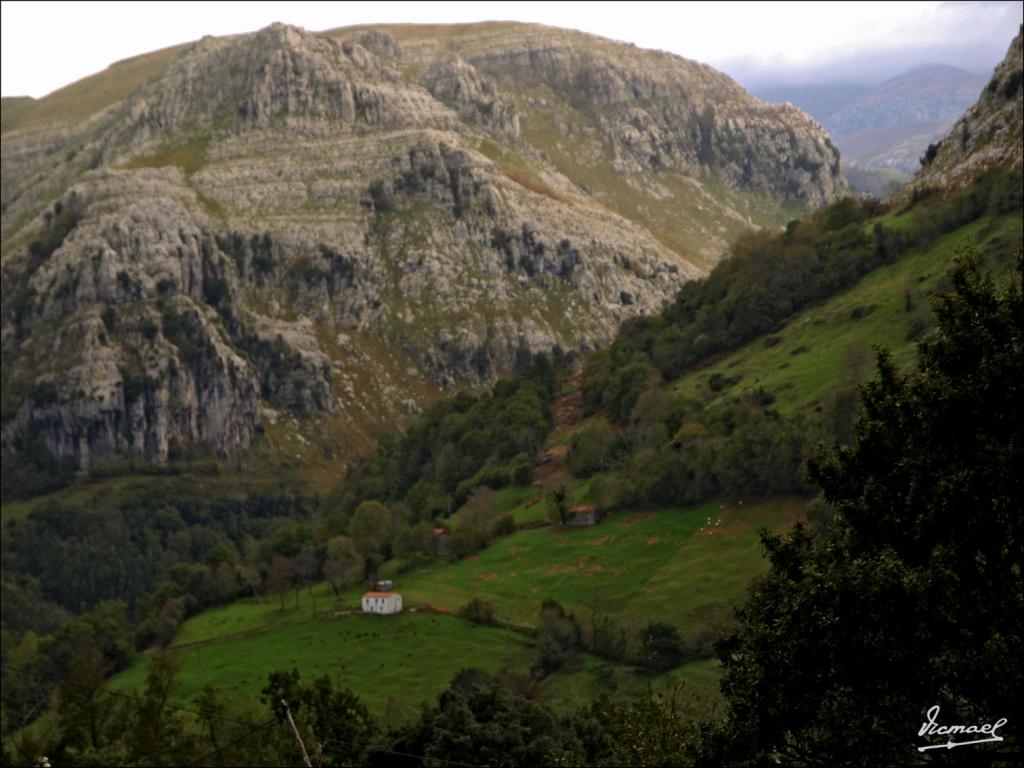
110, 496, 799, 716
0, 45, 185, 133
674, 211, 1022, 414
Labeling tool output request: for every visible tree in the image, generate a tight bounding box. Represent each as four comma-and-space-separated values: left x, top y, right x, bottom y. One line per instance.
266, 555, 294, 612
261, 668, 377, 767
193, 685, 232, 767
56, 646, 117, 754
348, 501, 390, 556
323, 536, 360, 596
154, 597, 186, 648
293, 543, 320, 592
404, 479, 446, 522
550, 486, 569, 525
394, 521, 432, 559
460, 598, 497, 626
638, 621, 683, 671
714, 256, 1023, 766
568, 418, 617, 477
128, 653, 190, 765
384, 669, 594, 767
591, 683, 711, 767
534, 599, 580, 676
585, 590, 628, 662
452, 487, 498, 557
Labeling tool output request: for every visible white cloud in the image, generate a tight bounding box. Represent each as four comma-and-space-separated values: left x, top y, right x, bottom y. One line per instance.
2, 0, 1020, 97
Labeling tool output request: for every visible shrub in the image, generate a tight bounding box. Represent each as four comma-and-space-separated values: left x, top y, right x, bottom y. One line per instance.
460, 597, 497, 625
0, 429, 76, 500
493, 513, 516, 537
752, 387, 776, 407
709, 372, 741, 391
102, 306, 118, 331
202, 275, 230, 308
590, 472, 639, 513
1002, 70, 1022, 100
637, 621, 684, 671
508, 452, 533, 486
568, 419, 617, 478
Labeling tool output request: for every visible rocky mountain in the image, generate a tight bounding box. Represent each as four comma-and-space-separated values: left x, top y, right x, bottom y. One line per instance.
913, 27, 1023, 191
0, 22, 845, 471
755, 64, 989, 194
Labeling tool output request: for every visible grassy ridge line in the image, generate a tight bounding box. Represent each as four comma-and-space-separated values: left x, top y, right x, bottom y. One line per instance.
1, 45, 182, 133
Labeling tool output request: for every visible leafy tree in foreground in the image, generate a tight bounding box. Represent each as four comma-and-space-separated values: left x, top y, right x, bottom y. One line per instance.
262, 668, 378, 767
713, 255, 1023, 766
591, 683, 715, 767
381, 669, 602, 767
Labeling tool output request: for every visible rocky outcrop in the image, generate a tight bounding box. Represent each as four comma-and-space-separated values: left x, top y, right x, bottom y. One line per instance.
424, 57, 520, 139
431, 26, 846, 206
596, 101, 844, 206
912, 28, 1023, 191
109, 23, 456, 151
1, 169, 262, 466
1, 289, 260, 468
1, 21, 846, 469
349, 30, 403, 61
237, 314, 334, 415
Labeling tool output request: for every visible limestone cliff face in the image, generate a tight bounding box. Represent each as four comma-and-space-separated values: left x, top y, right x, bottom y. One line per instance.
438, 25, 845, 206
113, 23, 457, 146
1, 169, 261, 466
1, 22, 845, 469
423, 57, 520, 139
912, 28, 1023, 191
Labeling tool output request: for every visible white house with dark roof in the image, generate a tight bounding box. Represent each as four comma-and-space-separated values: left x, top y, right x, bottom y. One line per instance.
362, 591, 403, 615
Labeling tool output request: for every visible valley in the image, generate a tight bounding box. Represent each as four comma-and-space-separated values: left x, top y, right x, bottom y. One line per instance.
1, 14, 1020, 768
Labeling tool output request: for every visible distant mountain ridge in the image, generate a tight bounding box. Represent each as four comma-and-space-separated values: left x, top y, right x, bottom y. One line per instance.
825, 64, 987, 174
752, 82, 871, 123
756, 63, 990, 190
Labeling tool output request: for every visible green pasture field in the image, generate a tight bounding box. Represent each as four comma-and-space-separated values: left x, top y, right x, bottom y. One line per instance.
111, 497, 803, 716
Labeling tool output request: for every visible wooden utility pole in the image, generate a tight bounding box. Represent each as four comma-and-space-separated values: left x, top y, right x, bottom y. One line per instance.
281, 698, 313, 768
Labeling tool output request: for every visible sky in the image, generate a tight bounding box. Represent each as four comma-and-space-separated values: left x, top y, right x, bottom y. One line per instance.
1, 0, 1021, 98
